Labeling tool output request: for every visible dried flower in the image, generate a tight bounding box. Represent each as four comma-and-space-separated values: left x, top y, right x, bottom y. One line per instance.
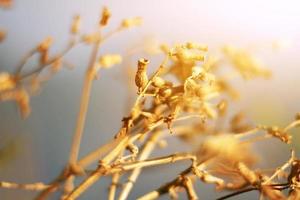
99, 7, 111, 26
185, 42, 208, 51
0, 72, 15, 92
2, 6, 300, 200
121, 17, 142, 28
222, 45, 271, 80
265, 126, 291, 143
98, 54, 122, 68
152, 77, 165, 88
71, 15, 81, 34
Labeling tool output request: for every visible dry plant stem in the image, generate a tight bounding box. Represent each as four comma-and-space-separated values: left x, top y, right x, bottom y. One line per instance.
216, 187, 257, 200
77, 135, 127, 168
65, 168, 104, 200
65, 136, 131, 200
182, 176, 198, 200
18, 39, 76, 80
14, 48, 37, 75
234, 128, 259, 139
108, 173, 120, 200
65, 32, 101, 195
66, 153, 196, 200
68, 36, 100, 164
235, 119, 300, 140
35, 168, 74, 200
118, 131, 162, 200
71, 55, 169, 170
283, 120, 300, 132
137, 165, 197, 200
263, 150, 295, 185
5, 115, 202, 200
0, 181, 49, 191
77, 111, 202, 169
116, 153, 196, 172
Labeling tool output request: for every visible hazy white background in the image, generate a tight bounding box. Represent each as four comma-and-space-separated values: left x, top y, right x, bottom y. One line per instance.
1, 0, 300, 199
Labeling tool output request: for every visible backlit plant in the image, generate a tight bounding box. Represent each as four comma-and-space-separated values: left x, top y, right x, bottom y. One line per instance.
0, 5, 300, 200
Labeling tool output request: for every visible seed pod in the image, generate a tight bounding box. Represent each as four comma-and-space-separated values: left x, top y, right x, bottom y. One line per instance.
135, 58, 149, 93
71, 15, 81, 34
99, 7, 111, 26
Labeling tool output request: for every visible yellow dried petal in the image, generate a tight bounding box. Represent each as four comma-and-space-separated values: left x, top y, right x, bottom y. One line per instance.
223, 45, 271, 79
152, 77, 165, 88
121, 17, 142, 28
0, 72, 15, 92
71, 15, 81, 34
185, 42, 208, 51
175, 48, 205, 62
99, 54, 122, 68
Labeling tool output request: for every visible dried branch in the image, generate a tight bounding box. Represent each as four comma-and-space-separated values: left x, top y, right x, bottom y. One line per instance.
108, 173, 120, 200
182, 176, 198, 200
118, 131, 162, 200
0, 181, 49, 191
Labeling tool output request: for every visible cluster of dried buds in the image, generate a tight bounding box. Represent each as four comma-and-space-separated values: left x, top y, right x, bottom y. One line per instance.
1, 5, 300, 200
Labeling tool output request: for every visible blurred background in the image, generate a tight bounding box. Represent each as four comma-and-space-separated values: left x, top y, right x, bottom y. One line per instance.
0, 0, 300, 199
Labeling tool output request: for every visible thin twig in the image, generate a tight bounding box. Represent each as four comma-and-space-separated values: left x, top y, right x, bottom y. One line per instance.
118, 131, 162, 200
215, 187, 257, 200
108, 173, 120, 200
0, 181, 49, 191
263, 150, 295, 185
182, 176, 198, 200
66, 153, 196, 199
